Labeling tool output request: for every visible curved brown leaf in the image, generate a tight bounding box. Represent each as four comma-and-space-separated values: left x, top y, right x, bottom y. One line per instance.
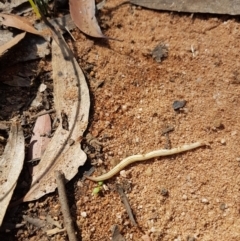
0, 14, 47, 37
0, 122, 24, 226
23, 37, 90, 202
69, 0, 106, 38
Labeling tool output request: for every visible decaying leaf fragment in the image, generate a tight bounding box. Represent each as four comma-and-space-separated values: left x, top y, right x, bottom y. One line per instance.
0, 122, 24, 226
69, 0, 106, 38
23, 37, 90, 201
0, 13, 47, 37
0, 32, 26, 56
28, 114, 52, 161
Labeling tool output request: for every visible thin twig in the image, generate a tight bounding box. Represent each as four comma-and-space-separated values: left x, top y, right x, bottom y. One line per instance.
55, 170, 77, 241
30, 109, 55, 119
161, 125, 174, 135
115, 184, 137, 227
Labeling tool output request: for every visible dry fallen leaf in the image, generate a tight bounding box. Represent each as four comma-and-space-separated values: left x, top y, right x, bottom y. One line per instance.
130, 0, 240, 15
28, 114, 52, 161
0, 121, 24, 226
0, 32, 26, 56
23, 37, 90, 201
69, 0, 106, 38
0, 13, 47, 37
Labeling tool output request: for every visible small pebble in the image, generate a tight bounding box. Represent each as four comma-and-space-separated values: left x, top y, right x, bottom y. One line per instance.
160, 188, 168, 197
120, 170, 127, 178
150, 227, 156, 233
187, 236, 196, 241
152, 43, 168, 62
90, 227, 96, 232
231, 130, 237, 136
182, 194, 188, 200
201, 198, 209, 204
145, 167, 152, 176
212, 119, 223, 129
81, 212, 87, 218
39, 83, 47, 92
172, 100, 186, 110
122, 105, 128, 111
220, 139, 226, 145
220, 203, 227, 211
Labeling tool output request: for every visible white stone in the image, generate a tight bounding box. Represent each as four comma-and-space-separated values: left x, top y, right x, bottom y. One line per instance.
201, 198, 209, 204
81, 212, 87, 218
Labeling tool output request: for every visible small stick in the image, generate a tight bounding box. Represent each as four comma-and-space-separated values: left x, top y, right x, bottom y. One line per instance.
161, 126, 174, 135
31, 109, 56, 119
115, 184, 137, 227
65, 26, 76, 41
162, 125, 174, 149
55, 170, 77, 241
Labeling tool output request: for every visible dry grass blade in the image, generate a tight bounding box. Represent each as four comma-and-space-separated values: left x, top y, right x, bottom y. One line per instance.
23, 36, 90, 202
0, 121, 24, 226
0, 32, 26, 56
69, 0, 106, 38
0, 13, 47, 37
